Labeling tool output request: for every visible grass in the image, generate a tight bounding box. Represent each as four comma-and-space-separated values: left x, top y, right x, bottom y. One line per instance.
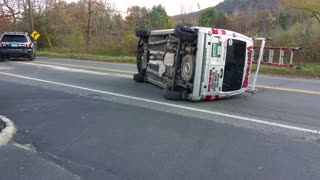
251, 64, 320, 79
38, 51, 320, 79
37, 51, 136, 64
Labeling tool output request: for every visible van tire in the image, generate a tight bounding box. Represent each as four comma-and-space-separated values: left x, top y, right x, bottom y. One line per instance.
181, 55, 195, 82
133, 73, 146, 83
162, 88, 182, 100
135, 30, 149, 38
174, 24, 197, 42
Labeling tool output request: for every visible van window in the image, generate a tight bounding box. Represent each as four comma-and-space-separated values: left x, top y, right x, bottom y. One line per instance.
211, 43, 220, 57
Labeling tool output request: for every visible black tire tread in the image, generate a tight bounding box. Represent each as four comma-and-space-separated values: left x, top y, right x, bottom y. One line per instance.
174, 24, 197, 42
133, 73, 145, 82
135, 30, 149, 38
162, 88, 182, 100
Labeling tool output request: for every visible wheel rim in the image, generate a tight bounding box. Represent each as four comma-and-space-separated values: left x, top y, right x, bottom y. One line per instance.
181, 55, 194, 82
183, 62, 192, 75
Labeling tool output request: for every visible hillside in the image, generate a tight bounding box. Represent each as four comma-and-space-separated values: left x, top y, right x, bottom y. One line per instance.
172, 10, 204, 25
172, 0, 281, 24
215, 0, 281, 14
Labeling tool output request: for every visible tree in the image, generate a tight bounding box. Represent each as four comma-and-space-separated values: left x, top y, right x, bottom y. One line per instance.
199, 7, 216, 27
1, 0, 23, 31
254, 10, 276, 35
282, 0, 320, 23
86, 0, 92, 50
228, 10, 250, 33
125, 6, 148, 31
214, 10, 227, 28
147, 5, 173, 30
278, 10, 291, 30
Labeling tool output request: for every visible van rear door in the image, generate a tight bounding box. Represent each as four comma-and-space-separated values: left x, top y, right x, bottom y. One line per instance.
201, 35, 225, 97
222, 39, 247, 92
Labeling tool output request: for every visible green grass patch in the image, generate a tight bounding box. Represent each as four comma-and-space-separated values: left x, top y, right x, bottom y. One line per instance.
251, 64, 320, 78
37, 51, 136, 64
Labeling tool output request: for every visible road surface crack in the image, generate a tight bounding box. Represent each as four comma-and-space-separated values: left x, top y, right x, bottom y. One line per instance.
42, 152, 129, 180
57, 127, 89, 154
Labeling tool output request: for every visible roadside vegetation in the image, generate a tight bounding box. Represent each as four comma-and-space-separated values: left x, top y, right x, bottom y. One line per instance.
251, 64, 320, 78
1, 0, 319, 78
37, 51, 136, 64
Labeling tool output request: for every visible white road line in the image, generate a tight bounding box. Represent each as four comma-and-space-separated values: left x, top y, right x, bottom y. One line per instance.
14, 62, 132, 79
21, 61, 320, 95
1, 71, 320, 135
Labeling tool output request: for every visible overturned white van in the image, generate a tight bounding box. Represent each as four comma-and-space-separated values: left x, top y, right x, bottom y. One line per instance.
133, 24, 265, 101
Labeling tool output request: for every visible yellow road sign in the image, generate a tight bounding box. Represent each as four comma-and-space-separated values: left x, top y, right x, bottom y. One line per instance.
31, 30, 40, 40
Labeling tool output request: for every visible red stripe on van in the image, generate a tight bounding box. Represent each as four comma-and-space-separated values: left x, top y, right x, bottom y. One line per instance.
205, 96, 212, 101
242, 46, 253, 88
212, 28, 219, 34
208, 69, 213, 92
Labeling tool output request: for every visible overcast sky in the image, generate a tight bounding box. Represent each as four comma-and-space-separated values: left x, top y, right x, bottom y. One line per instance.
67, 0, 224, 16
110, 0, 224, 16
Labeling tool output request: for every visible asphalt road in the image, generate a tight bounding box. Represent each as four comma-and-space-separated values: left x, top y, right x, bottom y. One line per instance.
0, 57, 320, 180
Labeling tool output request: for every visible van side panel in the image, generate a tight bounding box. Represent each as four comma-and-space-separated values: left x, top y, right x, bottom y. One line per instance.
192, 32, 206, 98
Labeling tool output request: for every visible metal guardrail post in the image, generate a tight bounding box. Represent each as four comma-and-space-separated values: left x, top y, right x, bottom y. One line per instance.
278, 49, 284, 65
289, 50, 294, 66
268, 49, 274, 64
251, 38, 266, 92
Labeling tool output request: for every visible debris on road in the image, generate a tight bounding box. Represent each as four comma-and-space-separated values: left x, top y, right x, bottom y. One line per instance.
0, 115, 17, 146
0, 117, 5, 133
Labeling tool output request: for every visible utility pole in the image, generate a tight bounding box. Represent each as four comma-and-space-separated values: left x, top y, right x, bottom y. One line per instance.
27, 0, 34, 32
86, 0, 92, 51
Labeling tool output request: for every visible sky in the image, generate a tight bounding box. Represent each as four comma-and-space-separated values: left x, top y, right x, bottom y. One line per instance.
114, 0, 224, 16
67, 0, 225, 16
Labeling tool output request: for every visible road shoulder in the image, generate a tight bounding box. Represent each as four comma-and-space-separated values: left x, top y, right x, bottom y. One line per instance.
0, 144, 82, 180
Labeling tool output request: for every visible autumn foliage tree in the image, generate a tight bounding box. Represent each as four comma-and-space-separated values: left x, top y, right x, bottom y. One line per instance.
282, 0, 320, 23
0, 0, 318, 63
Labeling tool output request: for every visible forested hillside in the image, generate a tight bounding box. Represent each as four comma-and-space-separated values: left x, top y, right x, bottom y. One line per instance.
215, 0, 280, 13
0, 0, 318, 63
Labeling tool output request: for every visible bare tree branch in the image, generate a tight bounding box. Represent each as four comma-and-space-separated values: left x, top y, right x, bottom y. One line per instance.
312, 12, 320, 23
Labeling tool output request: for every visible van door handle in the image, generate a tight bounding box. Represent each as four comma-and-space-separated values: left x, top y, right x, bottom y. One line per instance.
220, 69, 223, 78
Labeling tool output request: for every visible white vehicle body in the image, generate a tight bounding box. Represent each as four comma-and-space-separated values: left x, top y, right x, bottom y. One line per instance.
134, 25, 263, 101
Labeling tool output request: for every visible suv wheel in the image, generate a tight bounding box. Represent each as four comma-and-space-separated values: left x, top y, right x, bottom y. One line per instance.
28, 53, 35, 61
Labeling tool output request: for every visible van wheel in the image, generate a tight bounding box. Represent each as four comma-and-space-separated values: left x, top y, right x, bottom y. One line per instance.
181, 55, 195, 82
174, 24, 197, 42
133, 73, 146, 83
135, 30, 149, 38
162, 88, 182, 100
